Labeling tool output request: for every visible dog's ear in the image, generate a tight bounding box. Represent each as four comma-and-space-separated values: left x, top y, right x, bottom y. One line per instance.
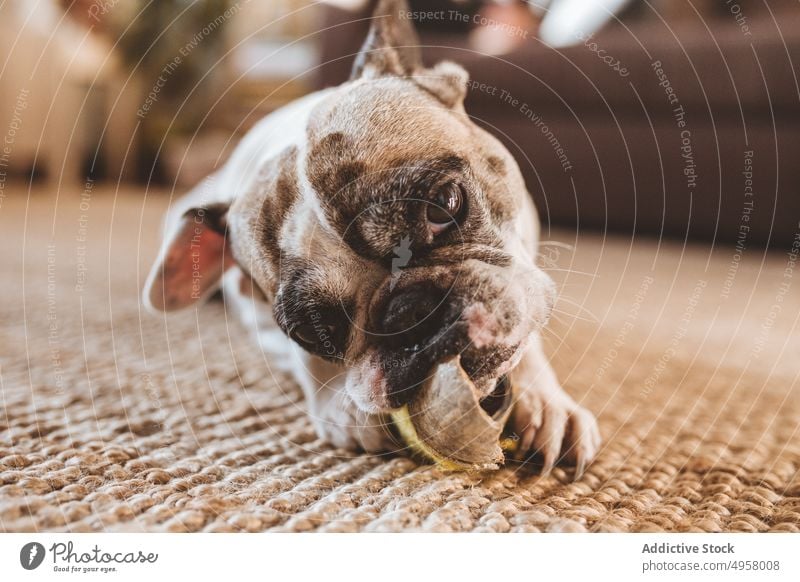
414, 61, 469, 109
351, 0, 421, 80
351, 1, 468, 109
143, 203, 233, 312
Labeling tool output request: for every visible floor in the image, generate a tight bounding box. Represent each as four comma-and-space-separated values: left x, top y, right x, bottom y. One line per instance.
1, 184, 799, 532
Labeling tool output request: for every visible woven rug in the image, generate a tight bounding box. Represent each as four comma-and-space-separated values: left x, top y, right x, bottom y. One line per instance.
1, 188, 799, 532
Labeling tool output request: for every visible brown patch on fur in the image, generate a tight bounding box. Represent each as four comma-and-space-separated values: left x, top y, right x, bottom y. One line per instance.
229, 147, 300, 300
307, 132, 366, 209
260, 149, 300, 265
485, 155, 506, 175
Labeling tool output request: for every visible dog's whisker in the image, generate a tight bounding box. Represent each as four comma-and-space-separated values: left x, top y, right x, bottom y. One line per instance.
537, 240, 575, 252
540, 325, 565, 343
550, 312, 587, 328
553, 296, 601, 322
542, 267, 600, 279
551, 306, 599, 324
549, 307, 598, 325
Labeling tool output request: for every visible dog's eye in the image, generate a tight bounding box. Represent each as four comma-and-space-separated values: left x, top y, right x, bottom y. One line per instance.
426, 183, 464, 231
291, 323, 333, 348
291, 324, 321, 347
289, 322, 342, 359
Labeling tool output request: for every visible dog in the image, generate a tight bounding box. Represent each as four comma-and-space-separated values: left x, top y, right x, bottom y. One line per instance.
143, 0, 600, 475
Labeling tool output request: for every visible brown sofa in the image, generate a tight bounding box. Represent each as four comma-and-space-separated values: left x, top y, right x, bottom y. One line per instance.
315, 5, 800, 248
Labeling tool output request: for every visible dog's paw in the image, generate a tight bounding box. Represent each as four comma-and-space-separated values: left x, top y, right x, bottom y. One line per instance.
510, 385, 601, 478
312, 392, 395, 454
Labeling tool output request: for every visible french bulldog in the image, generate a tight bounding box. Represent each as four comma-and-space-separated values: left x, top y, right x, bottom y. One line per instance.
143, 0, 600, 475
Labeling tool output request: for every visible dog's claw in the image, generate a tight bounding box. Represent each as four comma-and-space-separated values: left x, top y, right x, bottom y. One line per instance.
511, 384, 601, 476
539, 437, 561, 477
574, 455, 587, 481
540, 456, 555, 478
517, 428, 536, 460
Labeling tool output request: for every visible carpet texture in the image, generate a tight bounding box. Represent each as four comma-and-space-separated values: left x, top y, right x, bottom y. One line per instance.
1, 189, 799, 532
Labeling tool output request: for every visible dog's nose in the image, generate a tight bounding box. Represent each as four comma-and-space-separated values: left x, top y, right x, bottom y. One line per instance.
380, 284, 447, 349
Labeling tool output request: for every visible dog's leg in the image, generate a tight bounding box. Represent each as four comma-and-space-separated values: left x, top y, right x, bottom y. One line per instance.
292, 352, 395, 453
509, 334, 601, 477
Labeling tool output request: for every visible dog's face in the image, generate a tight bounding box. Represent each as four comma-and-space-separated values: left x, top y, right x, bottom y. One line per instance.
145, 0, 555, 413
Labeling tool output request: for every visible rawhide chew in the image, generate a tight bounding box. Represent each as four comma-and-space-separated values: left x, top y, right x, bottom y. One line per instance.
391, 357, 516, 471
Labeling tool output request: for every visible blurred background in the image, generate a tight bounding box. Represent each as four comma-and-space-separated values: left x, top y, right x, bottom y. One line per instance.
0, 0, 798, 246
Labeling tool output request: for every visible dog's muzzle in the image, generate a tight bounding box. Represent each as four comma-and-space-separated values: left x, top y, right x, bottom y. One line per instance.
371, 281, 516, 409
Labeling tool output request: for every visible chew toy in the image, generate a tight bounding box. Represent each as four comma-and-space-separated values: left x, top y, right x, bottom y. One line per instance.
391, 357, 517, 471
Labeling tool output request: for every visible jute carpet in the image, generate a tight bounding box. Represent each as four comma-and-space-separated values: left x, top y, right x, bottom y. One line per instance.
1, 187, 799, 532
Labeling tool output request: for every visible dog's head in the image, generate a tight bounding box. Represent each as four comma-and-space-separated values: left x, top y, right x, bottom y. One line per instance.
144, 0, 555, 413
